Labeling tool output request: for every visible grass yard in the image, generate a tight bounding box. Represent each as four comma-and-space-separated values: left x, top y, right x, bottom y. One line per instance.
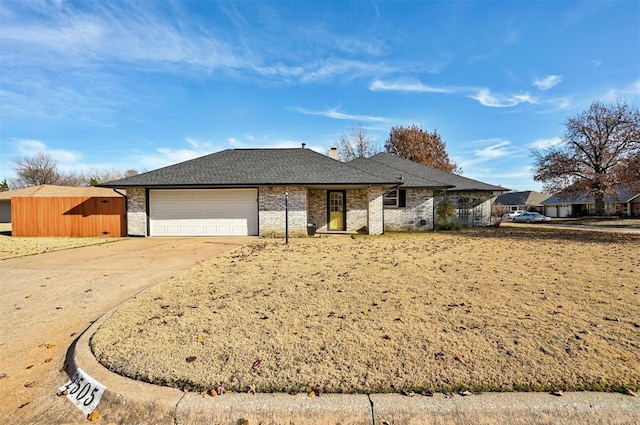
554, 218, 640, 229
0, 226, 120, 259
91, 227, 640, 395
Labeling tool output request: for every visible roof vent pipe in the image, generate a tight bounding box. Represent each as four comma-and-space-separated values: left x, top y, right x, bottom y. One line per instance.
301, 143, 306, 149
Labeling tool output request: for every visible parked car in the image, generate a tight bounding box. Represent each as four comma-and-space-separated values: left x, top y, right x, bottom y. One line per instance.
503, 210, 524, 219
512, 212, 551, 223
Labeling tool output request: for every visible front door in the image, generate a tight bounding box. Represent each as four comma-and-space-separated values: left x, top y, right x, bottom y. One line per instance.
328, 191, 346, 231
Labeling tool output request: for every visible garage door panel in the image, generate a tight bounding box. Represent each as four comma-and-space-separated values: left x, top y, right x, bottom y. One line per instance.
149, 189, 258, 236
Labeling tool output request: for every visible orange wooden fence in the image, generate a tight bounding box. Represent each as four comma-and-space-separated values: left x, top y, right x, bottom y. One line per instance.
11, 196, 126, 237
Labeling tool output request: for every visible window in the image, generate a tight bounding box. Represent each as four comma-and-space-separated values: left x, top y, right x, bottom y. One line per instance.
384, 190, 398, 206
384, 189, 406, 207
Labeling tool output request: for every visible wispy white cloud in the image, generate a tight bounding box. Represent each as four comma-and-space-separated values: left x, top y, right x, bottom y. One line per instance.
533, 75, 563, 91
299, 59, 394, 83
12, 138, 83, 164
371, 78, 537, 108
601, 79, 640, 102
467, 89, 536, 108
530, 137, 563, 150
455, 139, 519, 170
589, 59, 602, 68
369, 79, 455, 93
334, 36, 388, 57
291, 107, 388, 123
132, 137, 221, 169
471, 140, 513, 159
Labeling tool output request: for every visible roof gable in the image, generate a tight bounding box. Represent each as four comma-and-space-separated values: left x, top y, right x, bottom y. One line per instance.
101, 149, 401, 187
367, 153, 507, 192
348, 157, 452, 188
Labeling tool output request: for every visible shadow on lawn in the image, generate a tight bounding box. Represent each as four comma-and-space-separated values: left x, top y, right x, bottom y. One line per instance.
461, 226, 640, 244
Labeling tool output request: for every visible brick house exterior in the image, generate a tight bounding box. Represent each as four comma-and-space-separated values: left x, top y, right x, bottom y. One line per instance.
101, 148, 506, 237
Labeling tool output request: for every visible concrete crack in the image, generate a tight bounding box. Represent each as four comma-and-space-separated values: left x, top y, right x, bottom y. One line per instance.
174, 392, 187, 425
368, 394, 375, 425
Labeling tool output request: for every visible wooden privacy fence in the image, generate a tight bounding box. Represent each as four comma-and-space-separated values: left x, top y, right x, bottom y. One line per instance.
11, 196, 126, 237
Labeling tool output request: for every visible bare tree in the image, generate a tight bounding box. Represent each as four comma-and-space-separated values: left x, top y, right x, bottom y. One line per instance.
385, 125, 461, 174
11, 152, 61, 188
338, 124, 380, 161
532, 100, 640, 214
9, 153, 140, 188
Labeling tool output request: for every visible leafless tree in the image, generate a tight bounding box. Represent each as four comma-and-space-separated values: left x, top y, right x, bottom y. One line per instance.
9, 153, 140, 188
11, 152, 61, 188
531, 100, 640, 214
338, 124, 380, 161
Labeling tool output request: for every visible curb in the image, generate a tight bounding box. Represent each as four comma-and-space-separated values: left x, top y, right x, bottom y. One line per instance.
70, 312, 640, 425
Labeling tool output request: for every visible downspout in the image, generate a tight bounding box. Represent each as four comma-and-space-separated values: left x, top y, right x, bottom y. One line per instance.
112, 188, 128, 236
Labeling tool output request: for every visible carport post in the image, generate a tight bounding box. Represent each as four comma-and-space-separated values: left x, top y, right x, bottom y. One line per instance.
285, 189, 289, 244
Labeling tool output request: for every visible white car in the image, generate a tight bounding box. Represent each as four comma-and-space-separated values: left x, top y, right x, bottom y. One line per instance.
503, 211, 524, 219
512, 212, 552, 223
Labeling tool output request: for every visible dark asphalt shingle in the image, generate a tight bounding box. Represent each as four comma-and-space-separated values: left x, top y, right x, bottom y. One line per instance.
495, 191, 550, 206
366, 153, 508, 192
348, 157, 453, 189
100, 148, 401, 187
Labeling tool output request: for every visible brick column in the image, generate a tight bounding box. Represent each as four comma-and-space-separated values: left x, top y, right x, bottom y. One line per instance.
367, 186, 384, 235
126, 187, 147, 236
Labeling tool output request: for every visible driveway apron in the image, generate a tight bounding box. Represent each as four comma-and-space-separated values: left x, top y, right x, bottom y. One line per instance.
0, 237, 252, 424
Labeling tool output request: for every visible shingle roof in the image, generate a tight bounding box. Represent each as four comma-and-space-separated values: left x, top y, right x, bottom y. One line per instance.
348, 157, 453, 189
0, 185, 121, 199
495, 191, 550, 206
365, 153, 508, 192
100, 149, 401, 187
542, 187, 640, 204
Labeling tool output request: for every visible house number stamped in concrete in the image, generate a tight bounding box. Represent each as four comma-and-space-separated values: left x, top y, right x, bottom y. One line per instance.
59, 368, 106, 415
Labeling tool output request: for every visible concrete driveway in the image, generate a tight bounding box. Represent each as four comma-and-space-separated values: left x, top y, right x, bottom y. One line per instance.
0, 237, 253, 424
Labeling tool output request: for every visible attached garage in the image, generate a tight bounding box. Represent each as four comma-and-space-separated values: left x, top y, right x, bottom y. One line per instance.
149, 189, 258, 236
558, 205, 571, 217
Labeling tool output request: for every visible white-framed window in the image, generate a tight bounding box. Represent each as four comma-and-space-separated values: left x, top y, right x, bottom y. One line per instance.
383, 189, 406, 207
384, 189, 398, 206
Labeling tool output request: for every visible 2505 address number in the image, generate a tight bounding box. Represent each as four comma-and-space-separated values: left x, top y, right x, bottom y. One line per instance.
60, 368, 105, 415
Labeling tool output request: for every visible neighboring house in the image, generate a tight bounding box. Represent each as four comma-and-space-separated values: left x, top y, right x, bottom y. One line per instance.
100, 147, 507, 237
494, 191, 550, 214
0, 185, 126, 236
542, 188, 640, 217
349, 153, 507, 230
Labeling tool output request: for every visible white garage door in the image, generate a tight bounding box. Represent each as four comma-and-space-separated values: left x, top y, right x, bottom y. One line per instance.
559, 205, 571, 217
546, 206, 558, 218
149, 189, 258, 236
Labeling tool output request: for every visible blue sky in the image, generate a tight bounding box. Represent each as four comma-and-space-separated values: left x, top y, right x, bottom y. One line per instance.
1, 0, 639, 191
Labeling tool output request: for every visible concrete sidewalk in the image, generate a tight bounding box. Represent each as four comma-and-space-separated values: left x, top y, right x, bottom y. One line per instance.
67, 310, 640, 425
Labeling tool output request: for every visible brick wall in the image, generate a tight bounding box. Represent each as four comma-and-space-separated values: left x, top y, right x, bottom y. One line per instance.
307, 189, 327, 232
308, 188, 369, 233
367, 186, 384, 235
259, 186, 308, 235
346, 189, 368, 232
127, 187, 147, 236
385, 188, 434, 231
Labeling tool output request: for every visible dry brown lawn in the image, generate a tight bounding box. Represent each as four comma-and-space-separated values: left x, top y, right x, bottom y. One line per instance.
91, 228, 640, 395
0, 227, 120, 259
